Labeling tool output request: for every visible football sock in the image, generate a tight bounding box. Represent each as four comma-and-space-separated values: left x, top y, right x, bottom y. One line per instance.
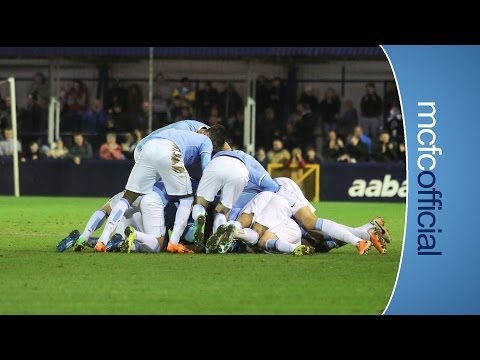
227, 220, 242, 230
170, 197, 193, 245
192, 204, 206, 220
184, 226, 194, 243
81, 210, 107, 240
358, 222, 374, 232
265, 239, 296, 253
213, 213, 227, 232
235, 228, 259, 246
315, 218, 362, 246
87, 237, 99, 247
98, 199, 130, 245
339, 224, 370, 240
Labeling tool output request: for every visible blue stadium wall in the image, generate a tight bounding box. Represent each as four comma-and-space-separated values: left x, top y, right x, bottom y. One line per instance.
0, 158, 405, 202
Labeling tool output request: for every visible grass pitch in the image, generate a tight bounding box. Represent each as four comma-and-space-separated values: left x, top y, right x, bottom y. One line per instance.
0, 196, 404, 315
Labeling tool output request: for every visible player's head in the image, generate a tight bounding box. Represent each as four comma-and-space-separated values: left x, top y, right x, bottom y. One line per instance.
207, 124, 227, 150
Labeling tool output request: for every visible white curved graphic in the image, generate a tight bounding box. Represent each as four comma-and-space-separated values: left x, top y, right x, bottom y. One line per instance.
380, 45, 408, 315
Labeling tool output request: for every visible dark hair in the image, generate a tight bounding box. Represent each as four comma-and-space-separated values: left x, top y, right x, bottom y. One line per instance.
208, 124, 227, 150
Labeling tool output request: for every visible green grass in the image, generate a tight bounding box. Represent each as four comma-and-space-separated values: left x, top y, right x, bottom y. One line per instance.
0, 196, 405, 315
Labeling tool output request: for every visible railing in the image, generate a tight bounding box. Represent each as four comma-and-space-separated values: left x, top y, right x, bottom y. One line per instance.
267, 163, 320, 202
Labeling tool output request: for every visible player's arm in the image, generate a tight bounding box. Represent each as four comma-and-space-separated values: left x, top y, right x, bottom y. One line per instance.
199, 138, 213, 171
259, 174, 280, 192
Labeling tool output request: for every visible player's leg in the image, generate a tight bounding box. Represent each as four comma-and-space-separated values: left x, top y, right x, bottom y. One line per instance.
95, 143, 159, 252
140, 192, 166, 237
215, 192, 274, 252
124, 192, 166, 253
57, 195, 115, 252
73, 192, 126, 251
106, 214, 137, 252
294, 207, 372, 255
262, 219, 313, 256
192, 161, 225, 247
212, 161, 249, 231
157, 146, 194, 253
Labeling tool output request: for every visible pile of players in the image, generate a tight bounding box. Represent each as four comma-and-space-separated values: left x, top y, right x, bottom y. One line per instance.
56, 120, 392, 256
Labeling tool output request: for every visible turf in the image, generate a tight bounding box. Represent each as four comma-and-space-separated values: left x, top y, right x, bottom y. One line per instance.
0, 196, 405, 314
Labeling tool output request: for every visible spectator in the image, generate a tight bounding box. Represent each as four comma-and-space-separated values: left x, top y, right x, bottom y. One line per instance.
180, 105, 193, 121
22, 93, 44, 133
287, 147, 306, 186
298, 84, 319, 115
207, 105, 223, 126
218, 82, 243, 120
255, 75, 269, 117
27, 72, 49, 131
121, 133, 136, 160
256, 107, 278, 150
28, 73, 50, 109
265, 77, 284, 119
229, 110, 244, 147
105, 115, 117, 133
353, 125, 372, 157
397, 142, 406, 163
386, 105, 404, 142
197, 81, 219, 121
0, 98, 11, 133
255, 147, 270, 170
287, 147, 306, 170
343, 132, 369, 163
151, 72, 171, 127
169, 96, 183, 122
21, 141, 45, 162
267, 138, 291, 167
105, 79, 128, 111
383, 81, 400, 121
322, 130, 345, 162
66, 79, 87, 113
46, 138, 69, 159
296, 101, 318, 148
66, 80, 88, 131
283, 111, 302, 150
305, 145, 322, 165
360, 82, 383, 140
131, 129, 143, 150
110, 104, 130, 133
336, 99, 359, 142
126, 83, 143, 119
99, 133, 125, 160
172, 77, 196, 109
0, 128, 22, 156
82, 99, 107, 135
134, 101, 157, 132
319, 87, 341, 135
373, 131, 398, 162
68, 133, 93, 165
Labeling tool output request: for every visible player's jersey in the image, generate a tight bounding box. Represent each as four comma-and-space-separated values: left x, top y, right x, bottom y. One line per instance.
136, 119, 208, 149
154, 120, 209, 133
228, 190, 258, 221
137, 129, 212, 167
213, 150, 273, 189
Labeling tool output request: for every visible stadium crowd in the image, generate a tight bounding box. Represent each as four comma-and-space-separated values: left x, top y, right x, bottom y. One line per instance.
0, 72, 404, 167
